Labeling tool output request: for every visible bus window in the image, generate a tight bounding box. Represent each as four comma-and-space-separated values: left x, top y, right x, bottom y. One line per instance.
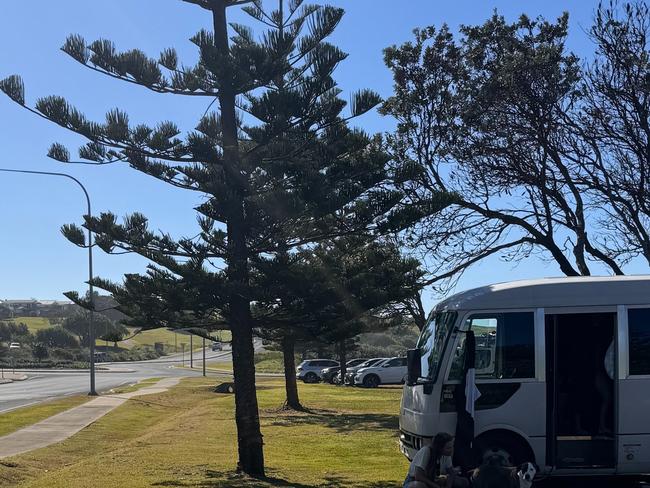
448, 311, 535, 381
417, 311, 458, 381
628, 308, 650, 376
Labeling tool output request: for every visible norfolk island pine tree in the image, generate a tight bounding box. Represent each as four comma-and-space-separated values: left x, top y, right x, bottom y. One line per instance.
0, 0, 414, 476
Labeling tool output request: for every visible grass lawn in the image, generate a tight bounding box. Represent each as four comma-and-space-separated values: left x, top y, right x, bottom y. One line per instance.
9, 317, 52, 333
0, 376, 408, 487
108, 377, 162, 395
125, 328, 232, 351
207, 351, 295, 374
0, 396, 89, 437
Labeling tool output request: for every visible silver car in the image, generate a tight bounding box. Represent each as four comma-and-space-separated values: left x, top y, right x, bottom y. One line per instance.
296, 359, 339, 383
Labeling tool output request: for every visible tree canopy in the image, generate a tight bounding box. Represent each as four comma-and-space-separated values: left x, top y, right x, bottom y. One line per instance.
381, 3, 650, 289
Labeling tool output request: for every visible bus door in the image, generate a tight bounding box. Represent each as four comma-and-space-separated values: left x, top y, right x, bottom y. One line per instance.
545, 312, 616, 469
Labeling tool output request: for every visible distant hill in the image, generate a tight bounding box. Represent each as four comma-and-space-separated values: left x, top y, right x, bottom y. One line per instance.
0, 295, 127, 322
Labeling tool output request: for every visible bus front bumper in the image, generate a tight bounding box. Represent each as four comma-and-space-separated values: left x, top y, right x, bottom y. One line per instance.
399, 430, 427, 460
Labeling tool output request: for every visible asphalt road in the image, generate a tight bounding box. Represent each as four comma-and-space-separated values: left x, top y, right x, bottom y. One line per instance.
0, 347, 233, 414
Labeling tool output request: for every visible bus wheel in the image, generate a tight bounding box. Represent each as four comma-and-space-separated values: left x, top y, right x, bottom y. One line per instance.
473, 431, 533, 467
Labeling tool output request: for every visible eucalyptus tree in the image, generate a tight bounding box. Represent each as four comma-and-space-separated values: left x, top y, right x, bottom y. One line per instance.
578, 2, 650, 266
381, 12, 632, 291
1, 0, 391, 475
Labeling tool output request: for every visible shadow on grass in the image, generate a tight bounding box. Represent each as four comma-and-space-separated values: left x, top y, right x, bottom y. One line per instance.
266, 408, 398, 434
150, 469, 399, 487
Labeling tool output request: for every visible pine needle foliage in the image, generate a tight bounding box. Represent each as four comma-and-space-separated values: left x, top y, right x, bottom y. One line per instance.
0, 0, 416, 476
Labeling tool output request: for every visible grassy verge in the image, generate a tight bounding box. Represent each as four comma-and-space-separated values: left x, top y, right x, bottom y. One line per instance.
0, 396, 89, 437
124, 328, 232, 351
207, 351, 295, 374
254, 350, 285, 373
108, 377, 162, 395
0, 377, 407, 487
205, 361, 233, 371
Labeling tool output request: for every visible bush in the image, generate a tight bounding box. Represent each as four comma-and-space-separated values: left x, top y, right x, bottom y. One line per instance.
0, 359, 88, 369
36, 326, 78, 348
32, 343, 49, 361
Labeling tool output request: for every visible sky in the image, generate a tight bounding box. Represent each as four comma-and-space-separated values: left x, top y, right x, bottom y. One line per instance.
0, 0, 644, 310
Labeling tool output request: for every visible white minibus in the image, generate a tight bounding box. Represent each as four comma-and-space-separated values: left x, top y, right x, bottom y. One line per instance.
400, 276, 650, 477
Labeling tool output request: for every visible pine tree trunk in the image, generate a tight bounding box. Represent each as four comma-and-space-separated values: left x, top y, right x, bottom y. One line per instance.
212, 0, 264, 477
282, 335, 302, 410
339, 340, 347, 387
231, 321, 264, 475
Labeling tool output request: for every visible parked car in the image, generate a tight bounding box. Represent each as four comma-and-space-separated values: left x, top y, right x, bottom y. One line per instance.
211, 342, 223, 352
320, 358, 367, 384
353, 356, 408, 388
339, 357, 387, 385
94, 351, 108, 362
296, 359, 339, 383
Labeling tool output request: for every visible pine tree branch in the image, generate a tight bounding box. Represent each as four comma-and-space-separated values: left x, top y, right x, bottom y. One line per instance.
79, 62, 219, 97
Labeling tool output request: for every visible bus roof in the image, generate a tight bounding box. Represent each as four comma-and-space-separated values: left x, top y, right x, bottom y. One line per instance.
434, 275, 650, 311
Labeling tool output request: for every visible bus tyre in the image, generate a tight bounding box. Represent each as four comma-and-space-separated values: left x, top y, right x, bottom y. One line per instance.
304, 372, 318, 383
473, 432, 531, 468
363, 374, 380, 388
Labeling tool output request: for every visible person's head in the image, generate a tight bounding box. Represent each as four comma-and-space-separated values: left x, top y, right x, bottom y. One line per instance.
432, 432, 454, 457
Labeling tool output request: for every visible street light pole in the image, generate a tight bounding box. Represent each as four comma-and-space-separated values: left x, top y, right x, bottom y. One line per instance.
0, 168, 97, 396
202, 336, 206, 377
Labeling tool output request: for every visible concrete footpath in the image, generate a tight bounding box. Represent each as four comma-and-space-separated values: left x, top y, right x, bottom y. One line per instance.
0, 373, 28, 385
0, 377, 180, 459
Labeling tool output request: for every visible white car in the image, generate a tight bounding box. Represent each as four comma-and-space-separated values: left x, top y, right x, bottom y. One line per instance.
340, 357, 388, 385
353, 356, 408, 388
296, 359, 339, 383
8, 342, 20, 349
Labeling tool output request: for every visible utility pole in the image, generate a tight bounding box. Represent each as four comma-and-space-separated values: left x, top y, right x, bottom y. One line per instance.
174, 332, 177, 353
202, 336, 206, 377
190, 334, 193, 368
181, 343, 186, 367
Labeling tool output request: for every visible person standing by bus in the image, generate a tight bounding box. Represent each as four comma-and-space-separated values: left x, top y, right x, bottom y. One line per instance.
403, 433, 469, 488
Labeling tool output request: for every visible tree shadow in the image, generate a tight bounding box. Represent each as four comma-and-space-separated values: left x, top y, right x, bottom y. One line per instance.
151, 469, 400, 488
266, 408, 398, 434
207, 470, 397, 488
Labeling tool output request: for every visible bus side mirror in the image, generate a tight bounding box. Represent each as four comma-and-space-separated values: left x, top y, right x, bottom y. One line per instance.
407, 349, 421, 386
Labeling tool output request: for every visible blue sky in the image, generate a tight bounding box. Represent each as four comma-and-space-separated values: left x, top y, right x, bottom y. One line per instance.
0, 0, 642, 309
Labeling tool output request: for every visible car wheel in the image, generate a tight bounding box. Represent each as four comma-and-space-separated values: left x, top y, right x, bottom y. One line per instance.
363, 374, 380, 388
328, 375, 337, 384
304, 372, 318, 383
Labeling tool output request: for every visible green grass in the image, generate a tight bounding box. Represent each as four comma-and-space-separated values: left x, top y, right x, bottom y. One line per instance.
0, 396, 90, 437
125, 328, 232, 351
9, 317, 52, 333
108, 377, 162, 394
207, 351, 294, 374
254, 351, 286, 373
0, 377, 408, 487
205, 361, 233, 371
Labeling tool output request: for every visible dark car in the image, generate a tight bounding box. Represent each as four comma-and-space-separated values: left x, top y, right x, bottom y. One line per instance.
320, 358, 368, 384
